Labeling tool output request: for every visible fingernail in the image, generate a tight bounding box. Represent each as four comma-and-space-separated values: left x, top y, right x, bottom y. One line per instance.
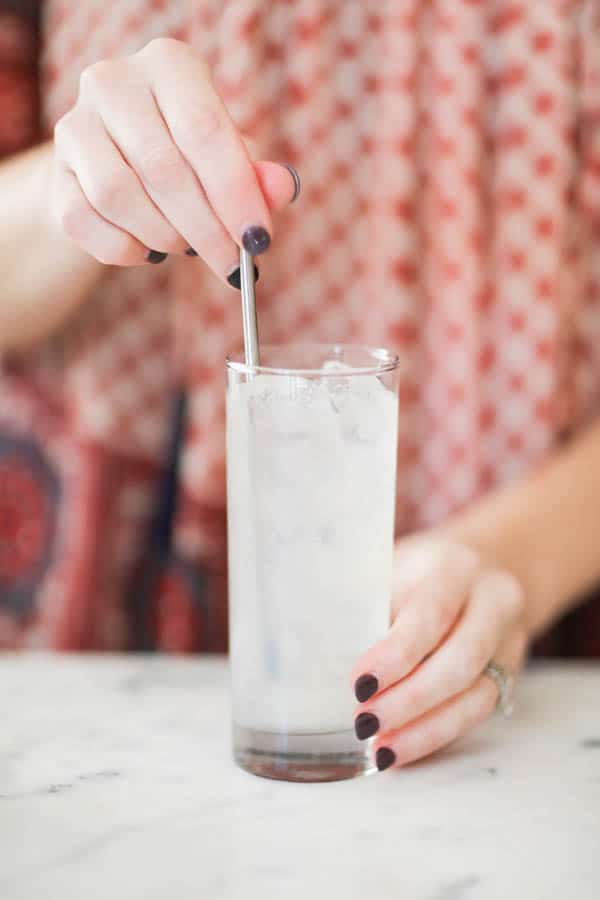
227, 264, 259, 290
283, 163, 301, 202
355, 673, 379, 703
185, 247, 198, 257
146, 250, 168, 264
376, 747, 396, 772
355, 712, 380, 741
242, 225, 271, 256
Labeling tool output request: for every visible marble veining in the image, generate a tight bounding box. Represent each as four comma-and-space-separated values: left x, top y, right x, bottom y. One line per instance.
1, 656, 599, 900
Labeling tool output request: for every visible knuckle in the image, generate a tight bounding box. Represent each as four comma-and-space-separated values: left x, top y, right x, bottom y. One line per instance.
475, 569, 524, 620
79, 60, 114, 96
501, 572, 525, 619
142, 36, 184, 60
59, 194, 92, 241
140, 38, 211, 82
87, 172, 130, 217
137, 143, 184, 193
438, 541, 479, 579
436, 543, 458, 574
100, 232, 135, 266
182, 105, 223, 146
53, 110, 77, 148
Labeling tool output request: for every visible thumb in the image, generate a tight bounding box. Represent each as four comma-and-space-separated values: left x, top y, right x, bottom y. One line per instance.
254, 160, 301, 212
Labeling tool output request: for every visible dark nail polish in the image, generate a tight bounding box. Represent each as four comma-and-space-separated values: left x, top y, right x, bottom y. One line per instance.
355, 673, 379, 703
376, 747, 396, 772
283, 163, 301, 202
242, 225, 271, 256
185, 247, 198, 257
227, 264, 259, 290
355, 712, 380, 741
146, 250, 168, 264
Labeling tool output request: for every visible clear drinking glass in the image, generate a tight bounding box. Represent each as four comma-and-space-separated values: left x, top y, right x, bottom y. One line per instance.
226, 344, 400, 782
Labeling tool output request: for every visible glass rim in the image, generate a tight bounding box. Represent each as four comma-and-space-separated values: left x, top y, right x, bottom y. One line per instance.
226, 343, 401, 378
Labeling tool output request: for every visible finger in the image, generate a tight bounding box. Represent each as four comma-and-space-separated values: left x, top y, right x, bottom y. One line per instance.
254, 161, 301, 208
55, 106, 184, 257
52, 164, 148, 266
351, 546, 479, 703
78, 61, 240, 280
356, 569, 523, 736
373, 630, 526, 770
496, 628, 528, 677
242, 135, 300, 209
373, 676, 497, 771
242, 136, 300, 209
140, 39, 273, 255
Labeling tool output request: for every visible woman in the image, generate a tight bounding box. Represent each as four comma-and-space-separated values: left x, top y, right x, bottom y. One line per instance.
1, 1, 600, 771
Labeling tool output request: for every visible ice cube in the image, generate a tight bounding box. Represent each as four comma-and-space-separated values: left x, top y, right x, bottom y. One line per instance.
243, 375, 318, 440
334, 374, 395, 444
322, 360, 352, 412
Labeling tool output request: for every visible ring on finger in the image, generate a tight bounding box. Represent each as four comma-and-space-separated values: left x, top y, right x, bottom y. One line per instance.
482, 660, 515, 717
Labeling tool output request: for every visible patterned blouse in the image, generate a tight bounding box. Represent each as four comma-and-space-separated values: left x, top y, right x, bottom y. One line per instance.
1, 0, 600, 655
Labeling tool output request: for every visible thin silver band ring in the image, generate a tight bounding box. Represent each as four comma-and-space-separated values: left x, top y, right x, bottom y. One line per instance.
483, 660, 515, 717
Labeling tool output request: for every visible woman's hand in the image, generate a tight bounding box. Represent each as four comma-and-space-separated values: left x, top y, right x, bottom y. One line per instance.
352, 536, 528, 771
51, 38, 297, 281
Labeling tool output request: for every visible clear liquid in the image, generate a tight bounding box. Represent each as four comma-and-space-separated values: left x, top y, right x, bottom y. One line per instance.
227, 367, 398, 780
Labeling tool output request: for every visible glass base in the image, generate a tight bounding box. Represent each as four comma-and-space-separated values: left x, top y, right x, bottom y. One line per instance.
233, 724, 376, 782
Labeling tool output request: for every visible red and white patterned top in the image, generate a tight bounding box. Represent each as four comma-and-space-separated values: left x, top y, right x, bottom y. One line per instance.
1, 0, 600, 652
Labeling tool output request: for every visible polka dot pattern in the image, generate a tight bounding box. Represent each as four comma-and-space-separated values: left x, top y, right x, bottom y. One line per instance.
37, 0, 600, 528
2, 0, 600, 649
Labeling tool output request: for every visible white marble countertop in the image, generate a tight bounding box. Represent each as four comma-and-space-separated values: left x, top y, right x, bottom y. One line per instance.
1, 656, 599, 900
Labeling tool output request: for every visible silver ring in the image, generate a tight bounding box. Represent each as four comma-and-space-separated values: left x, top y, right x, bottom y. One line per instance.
483, 661, 515, 717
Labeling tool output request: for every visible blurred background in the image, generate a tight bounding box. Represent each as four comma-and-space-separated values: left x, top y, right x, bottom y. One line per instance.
1, 0, 600, 657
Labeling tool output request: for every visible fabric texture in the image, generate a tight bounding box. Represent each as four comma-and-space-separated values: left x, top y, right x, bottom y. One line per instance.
1, 0, 600, 654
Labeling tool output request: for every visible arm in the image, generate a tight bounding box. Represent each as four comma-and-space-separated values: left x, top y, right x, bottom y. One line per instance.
0, 141, 104, 352
447, 418, 600, 637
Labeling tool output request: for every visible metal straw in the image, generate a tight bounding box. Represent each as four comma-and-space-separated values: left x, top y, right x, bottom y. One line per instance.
239, 247, 260, 368
238, 246, 277, 674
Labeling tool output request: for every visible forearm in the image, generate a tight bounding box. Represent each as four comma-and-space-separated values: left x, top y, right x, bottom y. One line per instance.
0, 142, 104, 353
446, 419, 600, 638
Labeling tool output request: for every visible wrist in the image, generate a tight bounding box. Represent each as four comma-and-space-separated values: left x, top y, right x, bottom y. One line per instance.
0, 141, 105, 352
33, 142, 62, 235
